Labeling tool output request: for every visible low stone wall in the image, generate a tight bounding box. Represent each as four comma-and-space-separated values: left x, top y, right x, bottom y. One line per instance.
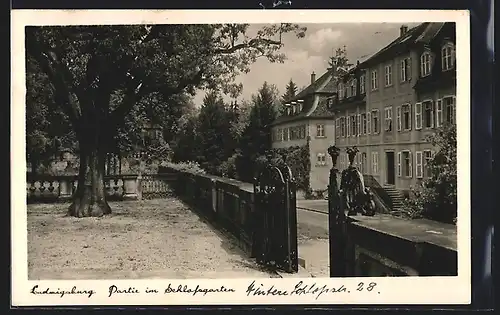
346, 215, 457, 276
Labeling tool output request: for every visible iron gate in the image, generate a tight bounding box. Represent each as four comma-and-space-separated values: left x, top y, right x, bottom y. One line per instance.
252, 163, 298, 273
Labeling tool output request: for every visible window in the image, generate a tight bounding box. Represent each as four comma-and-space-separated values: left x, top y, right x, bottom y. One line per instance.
284, 127, 290, 141
415, 102, 422, 130
340, 117, 346, 137
420, 51, 432, 77
278, 128, 283, 141
424, 150, 433, 178
441, 43, 455, 71
360, 74, 366, 94
384, 64, 393, 86
316, 124, 325, 137
443, 96, 456, 124
351, 79, 357, 96
317, 153, 327, 166
436, 99, 443, 127
371, 70, 378, 90
384, 107, 393, 132
399, 104, 411, 131
361, 113, 367, 134
423, 100, 434, 128
351, 115, 357, 136
400, 57, 411, 82
398, 151, 412, 178
338, 83, 344, 99
371, 109, 379, 134
335, 119, 340, 138
371, 152, 379, 174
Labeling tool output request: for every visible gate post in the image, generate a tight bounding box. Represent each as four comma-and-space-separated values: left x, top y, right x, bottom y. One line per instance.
327, 145, 348, 277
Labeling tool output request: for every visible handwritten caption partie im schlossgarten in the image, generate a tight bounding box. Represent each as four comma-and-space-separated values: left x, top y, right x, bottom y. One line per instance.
30, 280, 380, 301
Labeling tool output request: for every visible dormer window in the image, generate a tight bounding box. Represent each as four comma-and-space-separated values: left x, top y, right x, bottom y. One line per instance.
441, 42, 455, 71
351, 79, 357, 96
338, 83, 344, 99
420, 51, 432, 77
297, 100, 304, 112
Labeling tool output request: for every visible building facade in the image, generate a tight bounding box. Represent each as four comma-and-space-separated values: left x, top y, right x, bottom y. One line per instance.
270, 71, 337, 192
330, 23, 456, 198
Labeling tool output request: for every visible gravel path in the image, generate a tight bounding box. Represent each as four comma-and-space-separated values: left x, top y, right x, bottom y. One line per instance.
28, 199, 276, 280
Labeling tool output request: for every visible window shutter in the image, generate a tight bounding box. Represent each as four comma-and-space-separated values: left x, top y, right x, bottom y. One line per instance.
436, 99, 443, 127
397, 152, 402, 177
408, 104, 412, 130
357, 114, 361, 136
452, 96, 457, 124
408, 57, 412, 79
335, 119, 340, 138
375, 152, 379, 174
409, 152, 413, 178
367, 112, 372, 134
416, 151, 423, 178
415, 102, 422, 130
396, 106, 402, 131
347, 116, 351, 137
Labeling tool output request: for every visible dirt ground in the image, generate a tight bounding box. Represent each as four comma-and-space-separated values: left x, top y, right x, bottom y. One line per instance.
27, 198, 277, 280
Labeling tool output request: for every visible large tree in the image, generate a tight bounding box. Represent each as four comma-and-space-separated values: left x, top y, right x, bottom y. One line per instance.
26, 23, 306, 217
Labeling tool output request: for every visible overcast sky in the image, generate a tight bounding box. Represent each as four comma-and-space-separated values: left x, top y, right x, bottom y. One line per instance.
193, 22, 420, 105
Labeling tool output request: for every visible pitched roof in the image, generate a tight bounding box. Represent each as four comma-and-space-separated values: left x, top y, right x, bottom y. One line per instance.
357, 22, 446, 69
272, 70, 337, 126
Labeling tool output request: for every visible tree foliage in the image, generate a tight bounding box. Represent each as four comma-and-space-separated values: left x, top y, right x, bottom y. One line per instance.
402, 123, 457, 223
236, 82, 279, 181
26, 56, 76, 173
279, 78, 298, 114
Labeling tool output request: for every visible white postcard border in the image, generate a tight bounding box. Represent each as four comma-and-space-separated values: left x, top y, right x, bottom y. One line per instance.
11, 9, 471, 306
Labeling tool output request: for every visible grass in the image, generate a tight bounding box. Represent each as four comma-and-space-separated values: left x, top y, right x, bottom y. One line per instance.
27, 198, 275, 280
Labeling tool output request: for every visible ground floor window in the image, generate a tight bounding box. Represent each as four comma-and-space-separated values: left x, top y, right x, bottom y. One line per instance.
398, 150, 412, 178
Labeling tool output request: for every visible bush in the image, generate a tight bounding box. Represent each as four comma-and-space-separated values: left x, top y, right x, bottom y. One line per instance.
401, 124, 457, 224
159, 161, 207, 174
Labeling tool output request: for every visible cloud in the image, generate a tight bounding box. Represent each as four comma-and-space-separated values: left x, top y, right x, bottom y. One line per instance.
307, 28, 343, 53
193, 22, 422, 106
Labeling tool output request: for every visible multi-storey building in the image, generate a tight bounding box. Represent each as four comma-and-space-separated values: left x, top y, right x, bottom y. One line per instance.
270, 70, 337, 192
330, 22, 456, 203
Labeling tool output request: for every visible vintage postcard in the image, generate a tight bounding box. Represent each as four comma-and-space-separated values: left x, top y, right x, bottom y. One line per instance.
12, 9, 471, 306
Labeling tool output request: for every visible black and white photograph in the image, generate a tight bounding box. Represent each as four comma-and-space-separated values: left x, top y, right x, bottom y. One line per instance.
12, 10, 471, 306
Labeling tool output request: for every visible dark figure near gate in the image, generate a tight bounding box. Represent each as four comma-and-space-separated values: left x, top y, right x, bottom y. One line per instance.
340, 146, 376, 216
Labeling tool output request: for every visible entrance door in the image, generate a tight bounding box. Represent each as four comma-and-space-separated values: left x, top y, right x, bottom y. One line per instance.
386, 152, 395, 185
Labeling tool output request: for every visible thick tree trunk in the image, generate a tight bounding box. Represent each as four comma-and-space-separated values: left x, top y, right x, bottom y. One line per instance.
68, 132, 111, 217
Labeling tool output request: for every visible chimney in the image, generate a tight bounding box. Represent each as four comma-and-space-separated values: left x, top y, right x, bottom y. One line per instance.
311, 72, 316, 84
400, 24, 409, 37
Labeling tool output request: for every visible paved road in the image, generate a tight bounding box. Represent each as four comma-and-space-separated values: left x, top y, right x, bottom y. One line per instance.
297, 200, 329, 214
296, 207, 329, 277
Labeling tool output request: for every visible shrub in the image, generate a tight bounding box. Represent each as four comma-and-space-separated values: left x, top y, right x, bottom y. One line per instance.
159, 161, 206, 174
401, 124, 457, 223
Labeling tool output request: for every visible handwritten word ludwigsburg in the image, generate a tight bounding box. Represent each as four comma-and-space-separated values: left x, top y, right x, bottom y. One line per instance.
164, 283, 235, 296
31, 285, 95, 298
246, 280, 348, 300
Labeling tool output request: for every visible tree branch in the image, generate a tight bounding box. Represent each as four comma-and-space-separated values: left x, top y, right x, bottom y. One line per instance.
214, 38, 282, 54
